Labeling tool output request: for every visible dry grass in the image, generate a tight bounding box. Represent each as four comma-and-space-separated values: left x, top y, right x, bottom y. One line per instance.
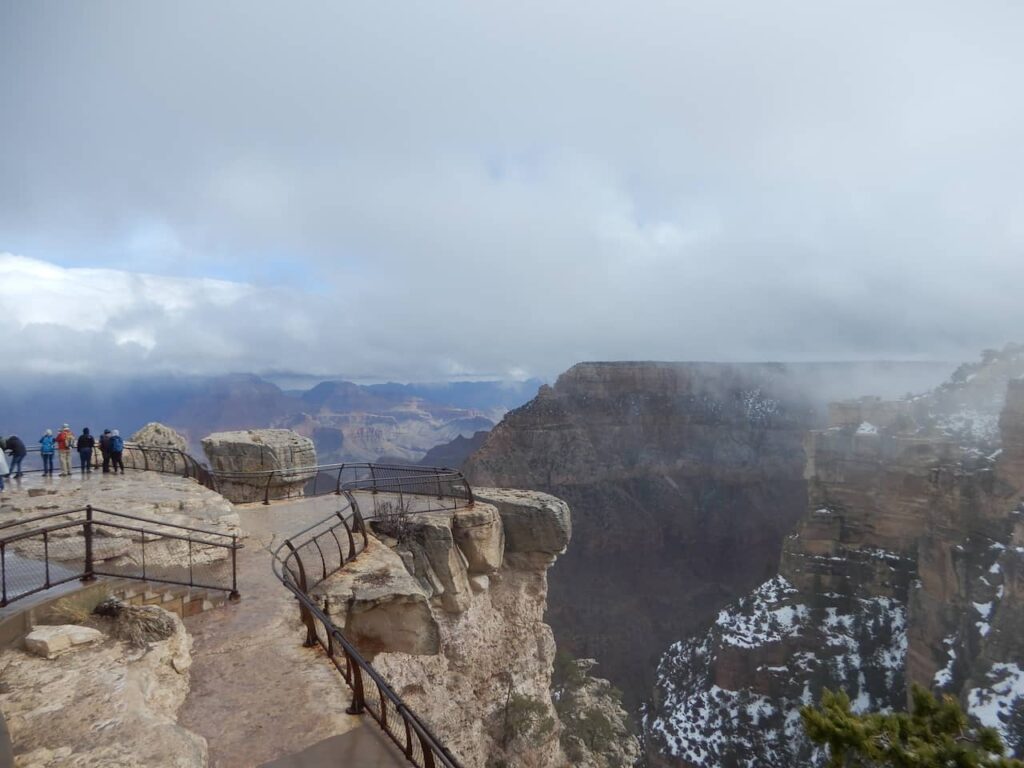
93, 597, 177, 647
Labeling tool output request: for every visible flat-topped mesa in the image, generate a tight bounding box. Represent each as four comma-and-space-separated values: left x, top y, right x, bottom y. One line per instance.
202, 429, 316, 504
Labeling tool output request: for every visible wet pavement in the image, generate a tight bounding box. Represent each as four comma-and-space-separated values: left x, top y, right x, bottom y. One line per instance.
178, 495, 407, 768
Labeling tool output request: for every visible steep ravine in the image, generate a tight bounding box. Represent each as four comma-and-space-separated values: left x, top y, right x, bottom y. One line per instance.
645, 347, 1024, 767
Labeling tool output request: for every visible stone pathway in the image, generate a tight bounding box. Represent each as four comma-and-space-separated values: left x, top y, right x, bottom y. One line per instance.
178, 495, 406, 768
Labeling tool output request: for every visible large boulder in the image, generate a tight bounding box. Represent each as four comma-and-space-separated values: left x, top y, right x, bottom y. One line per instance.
310, 539, 439, 656
202, 429, 316, 503
130, 422, 188, 453
472, 488, 571, 555
24, 625, 104, 659
128, 422, 191, 475
452, 505, 504, 574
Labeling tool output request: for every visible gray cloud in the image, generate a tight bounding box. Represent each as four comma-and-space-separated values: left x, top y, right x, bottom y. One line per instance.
1, 0, 1022, 380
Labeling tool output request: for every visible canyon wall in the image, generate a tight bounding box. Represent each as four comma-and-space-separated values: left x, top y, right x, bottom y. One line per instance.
463, 362, 821, 706
645, 347, 1024, 766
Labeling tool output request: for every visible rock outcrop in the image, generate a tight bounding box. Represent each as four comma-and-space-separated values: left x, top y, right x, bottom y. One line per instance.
645, 346, 1024, 766
202, 428, 316, 503
130, 422, 188, 453
0, 608, 205, 767
313, 489, 639, 768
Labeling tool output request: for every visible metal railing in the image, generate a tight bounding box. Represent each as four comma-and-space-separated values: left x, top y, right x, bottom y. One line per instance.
0, 505, 241, 607
211, 462, 475, 508
12, 444, 218, 490
271, 466, 471, 768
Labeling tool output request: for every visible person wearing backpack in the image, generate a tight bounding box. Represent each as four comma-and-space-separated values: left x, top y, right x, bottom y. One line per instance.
99, 429, 112, 473
109, 430, 125, 474
39, 429, 56, 476
3, 435, 26, 478
78, 428, 96, 475
56, 424, 75, 477
0, 447, 8, 491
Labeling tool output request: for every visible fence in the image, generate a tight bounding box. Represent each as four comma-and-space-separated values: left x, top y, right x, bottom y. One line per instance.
12, 444, 217, 490
271, 465, 471, 768
0, 505, 240, 607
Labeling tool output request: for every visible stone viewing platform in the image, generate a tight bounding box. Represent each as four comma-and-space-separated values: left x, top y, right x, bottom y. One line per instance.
0, 426, 636, 768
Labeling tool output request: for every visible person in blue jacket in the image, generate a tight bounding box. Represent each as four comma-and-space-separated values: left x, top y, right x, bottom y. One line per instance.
39, 429, 56, 476
109, 430, 125, 474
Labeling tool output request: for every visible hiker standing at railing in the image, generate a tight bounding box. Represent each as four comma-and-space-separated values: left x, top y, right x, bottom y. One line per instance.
99, 429, 112, 473
56, 424, 75, 477
39, 429, 56, 476
2, 435, 26, 479
0, 445, 7, 491
109, 430, 125, 474
78, 428, 96, 475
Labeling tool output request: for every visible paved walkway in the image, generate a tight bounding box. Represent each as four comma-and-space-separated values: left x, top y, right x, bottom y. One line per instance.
177, 495, 407, 768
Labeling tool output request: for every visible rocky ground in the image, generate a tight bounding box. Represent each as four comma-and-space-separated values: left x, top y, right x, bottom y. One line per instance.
0, 607, 206, 768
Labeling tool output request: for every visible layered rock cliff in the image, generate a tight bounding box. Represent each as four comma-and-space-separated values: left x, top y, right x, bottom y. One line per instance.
463, 362, 820, 705
646, 346, 1024, 766
312, 489, 639, 768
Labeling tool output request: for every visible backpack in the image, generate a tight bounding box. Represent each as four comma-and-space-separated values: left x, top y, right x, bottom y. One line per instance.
40, 435, 55, 453
111, 436, 124, 452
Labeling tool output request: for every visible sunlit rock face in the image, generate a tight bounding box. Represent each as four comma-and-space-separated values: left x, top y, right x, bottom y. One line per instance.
464, 362, 818, 706
202, 428, 316, 503
646, 346, 1024, 767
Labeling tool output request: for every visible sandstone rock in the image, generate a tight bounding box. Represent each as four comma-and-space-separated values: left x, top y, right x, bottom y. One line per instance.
452, 505, 504, 574
24, 625, 103, 659
472, 488, 570, 554
202, 429, 316, 503
407, 513, 473, 613
131, 422, 188, 452
1, 608, 205, 767
310, 539, 439, 656
468, 574, 489, 593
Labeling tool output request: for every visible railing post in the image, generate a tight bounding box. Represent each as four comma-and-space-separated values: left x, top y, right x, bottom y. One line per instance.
1, 541, 7, 606
82, 505, 96, 582
369, 464, 378, 494
347, 652, 366, 714
43, 530, 51, 588
230, 535, 240, 600
335, 466, 343, 495
436, 469, 443, 500
285, 542, 317, 646
264, 473, 273, 506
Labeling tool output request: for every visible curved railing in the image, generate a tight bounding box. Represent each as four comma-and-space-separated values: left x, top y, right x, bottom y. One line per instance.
14, 444, 218, 490
271, 466, 470, 768
209, 461, 474, 508
0, 505, 241, 607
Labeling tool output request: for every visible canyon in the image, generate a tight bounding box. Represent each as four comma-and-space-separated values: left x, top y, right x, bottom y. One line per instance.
645, 347, 1024, 766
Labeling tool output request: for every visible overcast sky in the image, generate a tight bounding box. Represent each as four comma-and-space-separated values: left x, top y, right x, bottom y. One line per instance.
2, 1, 1022, 381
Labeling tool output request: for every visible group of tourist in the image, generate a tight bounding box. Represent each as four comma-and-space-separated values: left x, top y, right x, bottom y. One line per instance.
0, 427, 126, 490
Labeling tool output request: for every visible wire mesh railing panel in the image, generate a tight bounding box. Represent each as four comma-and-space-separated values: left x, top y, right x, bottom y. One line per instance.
1, 529, 86, 603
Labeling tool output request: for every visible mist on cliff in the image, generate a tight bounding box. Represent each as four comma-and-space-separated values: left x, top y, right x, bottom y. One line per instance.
3, 2, 1023, 381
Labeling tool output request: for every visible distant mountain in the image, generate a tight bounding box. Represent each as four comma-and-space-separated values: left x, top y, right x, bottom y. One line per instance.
0, 374, 537, 463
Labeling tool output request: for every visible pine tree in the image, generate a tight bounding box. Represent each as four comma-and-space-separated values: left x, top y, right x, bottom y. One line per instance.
800, 685, 1024, 767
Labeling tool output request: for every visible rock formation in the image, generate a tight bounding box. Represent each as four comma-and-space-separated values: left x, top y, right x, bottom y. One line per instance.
130, 422, 189, 452
310, 488, 638, 768
463, 362, 820, 706
645, 345, 1024, 766
128, 421, 191, 474
202, 428, 316, 503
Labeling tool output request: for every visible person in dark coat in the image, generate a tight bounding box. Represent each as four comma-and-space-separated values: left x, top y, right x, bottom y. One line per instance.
99, 429, 112, 473
78, 428, 96, 474
4, 434, 27, 478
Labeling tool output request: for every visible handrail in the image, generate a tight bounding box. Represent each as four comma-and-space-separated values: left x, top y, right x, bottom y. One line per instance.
0, 504, 242, 607
270, 467, 471, 768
